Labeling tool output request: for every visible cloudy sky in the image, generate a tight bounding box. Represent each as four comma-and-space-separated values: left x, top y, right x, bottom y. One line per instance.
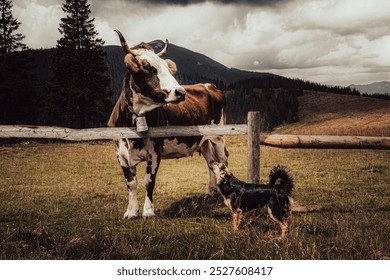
13, 0, 390, 86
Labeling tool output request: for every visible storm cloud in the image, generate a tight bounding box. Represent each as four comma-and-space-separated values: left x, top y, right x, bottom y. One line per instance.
13, 0, 390, 86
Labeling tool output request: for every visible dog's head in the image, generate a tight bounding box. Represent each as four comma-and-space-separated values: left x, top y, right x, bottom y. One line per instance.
208, 160, 231, 185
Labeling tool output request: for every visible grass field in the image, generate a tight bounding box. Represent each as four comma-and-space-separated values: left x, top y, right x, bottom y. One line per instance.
0, 136, 389, 259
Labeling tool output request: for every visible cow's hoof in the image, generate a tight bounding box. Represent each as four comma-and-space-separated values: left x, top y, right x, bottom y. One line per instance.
123, 210, 139, 220
142, 211, 156, 219
123, 215, 139, 220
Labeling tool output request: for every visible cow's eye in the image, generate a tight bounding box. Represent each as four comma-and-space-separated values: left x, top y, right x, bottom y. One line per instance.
149, 66, 157, 75
142, 60, 151, 69
141, 60, 157, 75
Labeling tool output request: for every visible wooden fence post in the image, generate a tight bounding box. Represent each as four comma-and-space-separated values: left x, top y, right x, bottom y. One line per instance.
247, 111, 261, 184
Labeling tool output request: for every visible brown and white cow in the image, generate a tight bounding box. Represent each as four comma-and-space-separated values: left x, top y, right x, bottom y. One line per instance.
108, 31, 228, 219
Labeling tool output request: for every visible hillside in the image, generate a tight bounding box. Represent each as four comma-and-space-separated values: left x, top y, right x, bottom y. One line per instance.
349, 81, 390, 95
277, 91, 390, 136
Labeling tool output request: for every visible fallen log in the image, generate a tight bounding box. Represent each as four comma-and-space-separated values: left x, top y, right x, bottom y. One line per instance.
260, 134, 390, 150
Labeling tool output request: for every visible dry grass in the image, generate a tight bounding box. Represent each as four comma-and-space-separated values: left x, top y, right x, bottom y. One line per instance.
0, 137, 389, 259
278, 91, 390, 136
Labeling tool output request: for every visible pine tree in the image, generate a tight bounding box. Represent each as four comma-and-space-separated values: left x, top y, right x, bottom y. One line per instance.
0, 0, 27, 57
0, 0, 38, 125
45, 0, 113, 128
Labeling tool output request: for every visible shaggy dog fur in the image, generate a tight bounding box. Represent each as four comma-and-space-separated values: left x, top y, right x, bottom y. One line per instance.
209, 161, 294, 237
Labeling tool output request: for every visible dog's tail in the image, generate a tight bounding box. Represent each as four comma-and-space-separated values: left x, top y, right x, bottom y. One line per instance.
269, 165, 294, 196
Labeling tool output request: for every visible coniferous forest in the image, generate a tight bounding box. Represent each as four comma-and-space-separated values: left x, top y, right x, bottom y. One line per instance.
224, 75, 360, 129
1, 0, 112, 128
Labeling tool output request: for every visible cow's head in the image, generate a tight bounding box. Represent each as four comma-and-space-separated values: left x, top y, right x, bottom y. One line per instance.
115, 30, 185, 116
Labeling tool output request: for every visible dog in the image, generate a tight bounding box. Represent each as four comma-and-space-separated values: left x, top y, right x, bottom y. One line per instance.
209, 161, 294, 237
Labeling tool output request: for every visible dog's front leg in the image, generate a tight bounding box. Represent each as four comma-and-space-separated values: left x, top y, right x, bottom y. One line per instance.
232, 209, 244, 230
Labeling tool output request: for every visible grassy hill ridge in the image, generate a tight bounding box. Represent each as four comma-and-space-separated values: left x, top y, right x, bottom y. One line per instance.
276, 91, 390, 136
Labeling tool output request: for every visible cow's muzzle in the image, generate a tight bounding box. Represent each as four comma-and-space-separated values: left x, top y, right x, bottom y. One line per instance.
173, 88, 186, 103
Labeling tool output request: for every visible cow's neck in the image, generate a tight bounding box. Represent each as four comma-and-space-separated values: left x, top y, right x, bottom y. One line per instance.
126, 75, 163, 117
108, 74, 165, 128
107, 88, 133, 127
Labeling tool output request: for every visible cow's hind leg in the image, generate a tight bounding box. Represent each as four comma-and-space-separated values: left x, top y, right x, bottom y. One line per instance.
122, 166, 139, 219
201, 136, 229, 195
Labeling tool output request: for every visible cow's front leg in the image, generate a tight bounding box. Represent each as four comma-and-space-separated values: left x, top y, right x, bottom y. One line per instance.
142, 152, 161, 218
122, 166, 139, 219
116, 139, 139, 219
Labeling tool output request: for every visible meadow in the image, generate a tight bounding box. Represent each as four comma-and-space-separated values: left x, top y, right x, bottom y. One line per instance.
0, 136, 389, 259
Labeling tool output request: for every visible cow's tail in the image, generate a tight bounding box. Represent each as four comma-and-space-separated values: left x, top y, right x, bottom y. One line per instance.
268, 165, 293, 196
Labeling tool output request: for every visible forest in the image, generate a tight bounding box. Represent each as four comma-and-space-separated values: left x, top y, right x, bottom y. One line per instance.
223, 75, 360, 129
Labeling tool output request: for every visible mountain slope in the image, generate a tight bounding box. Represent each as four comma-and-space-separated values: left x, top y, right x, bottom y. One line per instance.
349, 81, 390, 94
277, 91, 390, 136
148, 40, 271, 84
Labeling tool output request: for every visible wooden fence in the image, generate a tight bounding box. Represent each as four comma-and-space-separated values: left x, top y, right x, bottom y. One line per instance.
1, 111, 389, 183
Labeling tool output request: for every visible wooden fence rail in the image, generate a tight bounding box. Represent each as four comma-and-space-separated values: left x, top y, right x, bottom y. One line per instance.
1, 111, 389, 183
0, 124, 247, 141
1, 124, 389, 150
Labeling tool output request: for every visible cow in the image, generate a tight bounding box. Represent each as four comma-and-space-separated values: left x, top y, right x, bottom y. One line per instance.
108, 30, 228, 219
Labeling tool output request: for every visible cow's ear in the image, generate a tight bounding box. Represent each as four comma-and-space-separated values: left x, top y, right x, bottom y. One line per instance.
124, 53, 140, 73
165, 59, 177, 75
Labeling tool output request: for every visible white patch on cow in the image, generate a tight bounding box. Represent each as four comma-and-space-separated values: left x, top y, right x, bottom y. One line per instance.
117, 139, 130, 166
132, 48, 183, 103
128, 140, 147, 167
144, 139, 159, 172
161, 138, 199, 159
210, 108, 224, 125
219, 108, 225, 125
143, 173, 152, 188
143, 196, 155, 218
211, 109, 224, 125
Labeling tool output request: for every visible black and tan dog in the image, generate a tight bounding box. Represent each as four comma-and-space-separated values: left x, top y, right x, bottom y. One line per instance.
209, 161, 294, 237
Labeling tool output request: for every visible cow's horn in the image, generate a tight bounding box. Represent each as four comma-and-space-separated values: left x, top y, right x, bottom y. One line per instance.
114, 30, 133, 54
157, 39, 169, 57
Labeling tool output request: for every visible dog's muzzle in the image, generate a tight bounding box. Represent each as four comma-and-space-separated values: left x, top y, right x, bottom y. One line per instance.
208, 160, 216, 171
